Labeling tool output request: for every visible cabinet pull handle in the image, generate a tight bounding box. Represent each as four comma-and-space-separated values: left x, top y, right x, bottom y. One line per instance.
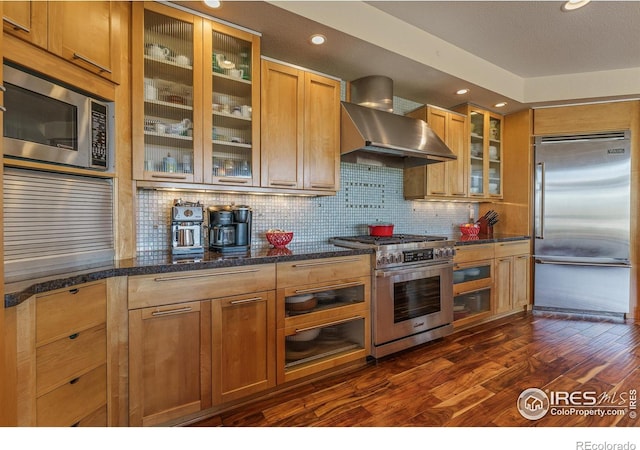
151, 306, 192, 317
153, 268, 259, 282
0, 106, 6, 113
2, 17, 30, 33
71, 422, 80, 427
294, 281, 362, 295
269, 181, 296, 187
69, 333, 80, 340
229, 297, 264, 305
218, 178, 249, 184
517, 255, 529, 260
0, 84, 5, 92
292, 258, 361, 268
69, 288, 80, 295
69, 377, 80, 385
151, 174, 188, 180
310, 184, 334, 189
295, 315, 363, 334
72, 52, 112, 74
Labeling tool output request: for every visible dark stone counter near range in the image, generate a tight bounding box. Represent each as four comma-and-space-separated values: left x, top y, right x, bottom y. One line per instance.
4, 242, 374, 308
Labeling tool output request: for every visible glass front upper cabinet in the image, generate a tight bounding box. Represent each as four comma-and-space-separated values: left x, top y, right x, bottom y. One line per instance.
468, 106, 503, 199
204, 22, 261, 186
139, 4, 201, 183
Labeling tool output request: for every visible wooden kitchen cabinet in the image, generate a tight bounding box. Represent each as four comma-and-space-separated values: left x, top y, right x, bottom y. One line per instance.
128, 300, 212, 427
13, 281, 109, 426
261, 59, 341, 193
2, 1, 121, 82
494, 240, 531, 314
453, 243, 494, 328
454, 104, 503, 199
211, 291, 276, 404
404, 105, 468, 199
275, 255, 371, 384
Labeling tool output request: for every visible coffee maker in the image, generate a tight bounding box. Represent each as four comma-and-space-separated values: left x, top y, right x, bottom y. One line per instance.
171, 199, 205, 255
208, 205, 252, 253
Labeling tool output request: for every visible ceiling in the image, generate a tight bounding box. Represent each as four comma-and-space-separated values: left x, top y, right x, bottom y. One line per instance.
175, 0, 640, 114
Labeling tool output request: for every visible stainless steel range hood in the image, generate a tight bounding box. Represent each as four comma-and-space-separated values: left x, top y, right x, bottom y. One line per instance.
341, 76, 457, 168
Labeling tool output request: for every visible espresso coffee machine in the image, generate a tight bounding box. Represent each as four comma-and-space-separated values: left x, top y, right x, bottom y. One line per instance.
171, 199, 205, 255
208, 205, 252, 253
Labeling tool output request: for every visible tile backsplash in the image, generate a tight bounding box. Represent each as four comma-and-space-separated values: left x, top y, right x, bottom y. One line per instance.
136, 162, 477, 252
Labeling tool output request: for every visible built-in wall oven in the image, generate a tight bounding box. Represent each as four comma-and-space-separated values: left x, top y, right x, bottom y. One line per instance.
330, 235, 455, 358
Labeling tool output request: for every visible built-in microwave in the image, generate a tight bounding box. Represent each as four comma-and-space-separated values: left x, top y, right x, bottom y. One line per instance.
2, 63, 114, 171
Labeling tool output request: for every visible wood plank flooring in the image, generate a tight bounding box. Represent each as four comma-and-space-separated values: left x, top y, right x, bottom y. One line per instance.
190, 311, 640, 427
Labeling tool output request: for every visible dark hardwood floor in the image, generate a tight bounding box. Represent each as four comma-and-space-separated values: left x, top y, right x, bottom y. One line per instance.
190, 311, 640, 427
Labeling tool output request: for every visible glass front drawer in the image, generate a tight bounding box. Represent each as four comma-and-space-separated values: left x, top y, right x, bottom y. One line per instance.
453, 263, 491, 284
454, 287, 491, 321
284, 316, 365, 370
284, 283, 365, 318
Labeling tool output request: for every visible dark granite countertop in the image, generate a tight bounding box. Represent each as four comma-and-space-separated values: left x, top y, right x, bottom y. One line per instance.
451, 233, 531, 246
4, 242, 373, 308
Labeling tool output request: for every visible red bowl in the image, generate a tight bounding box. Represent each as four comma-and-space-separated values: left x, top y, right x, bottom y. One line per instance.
459, 224, 480, 236
368, 224, 394, 237
266, 231, 293, 248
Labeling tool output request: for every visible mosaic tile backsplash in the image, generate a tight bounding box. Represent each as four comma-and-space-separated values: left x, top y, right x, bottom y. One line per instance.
136, 162, 478, 252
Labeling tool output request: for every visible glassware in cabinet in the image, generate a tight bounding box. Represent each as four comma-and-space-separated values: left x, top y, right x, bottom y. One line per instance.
206, 24, 260, 185
469, 110, 485, 196
140, 6, 199, 182
488, 117, 502, 196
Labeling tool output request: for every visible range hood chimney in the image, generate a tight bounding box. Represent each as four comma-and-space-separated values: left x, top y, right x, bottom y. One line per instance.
341, 76, 457, 168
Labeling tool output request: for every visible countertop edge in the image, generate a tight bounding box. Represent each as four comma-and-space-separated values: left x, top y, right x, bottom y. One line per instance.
4, 246, 373, 308
453, 234, 531, 246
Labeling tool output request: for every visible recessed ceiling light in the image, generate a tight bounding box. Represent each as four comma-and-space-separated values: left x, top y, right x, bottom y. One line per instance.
494, 102, 508, 108
203, 0, 221, 8
456, 88, 470, 95
310, 34, 326, 45
562, 0, 590, 11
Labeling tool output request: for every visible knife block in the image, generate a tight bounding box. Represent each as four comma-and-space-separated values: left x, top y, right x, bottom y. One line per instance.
478, 217, 493, 236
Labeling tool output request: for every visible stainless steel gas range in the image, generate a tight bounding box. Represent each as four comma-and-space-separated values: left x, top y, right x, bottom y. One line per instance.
329, 234, 455, 358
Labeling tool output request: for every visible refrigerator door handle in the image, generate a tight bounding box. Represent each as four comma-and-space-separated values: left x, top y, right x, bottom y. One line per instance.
534, 162, 545, 239
534, 258, 630, 268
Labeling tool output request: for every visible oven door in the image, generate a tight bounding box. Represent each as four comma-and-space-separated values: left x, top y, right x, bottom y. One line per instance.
373, 262, 453, 346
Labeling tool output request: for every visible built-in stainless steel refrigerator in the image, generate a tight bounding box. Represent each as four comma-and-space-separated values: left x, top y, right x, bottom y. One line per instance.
533, 131, 631, 315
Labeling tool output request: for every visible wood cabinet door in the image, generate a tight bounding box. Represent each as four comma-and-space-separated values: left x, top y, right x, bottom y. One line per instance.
447, 112, 468, 197
47, 1, 120, 82
212, 291, 276, 404
2, 1, 47, 49
129, 300, 212, 427
303, 72, 340, 191
494, 257, 513, 314
261, 60, 303, 189
425, 107, 448, 195
512, 254, 530, 308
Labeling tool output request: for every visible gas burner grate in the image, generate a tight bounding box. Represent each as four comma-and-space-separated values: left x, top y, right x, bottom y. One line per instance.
331, 234, 448, 245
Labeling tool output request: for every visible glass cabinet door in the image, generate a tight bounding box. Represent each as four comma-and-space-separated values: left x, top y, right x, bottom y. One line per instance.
204, 22, 260, 186
140, 6, 201, 183
469, 110, 485, 196
487, 116, 502, 197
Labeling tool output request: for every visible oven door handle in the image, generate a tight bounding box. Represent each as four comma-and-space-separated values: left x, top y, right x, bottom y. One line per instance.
376, 262, 453, 278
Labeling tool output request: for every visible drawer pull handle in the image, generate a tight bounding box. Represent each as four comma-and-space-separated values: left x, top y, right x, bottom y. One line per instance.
69, 333, 80, 340
229, 297, 264, 305
71, 422, 80, 427
292, 258, 361, 268
295, 315, 363, 333
294, 281, 362, 295
69, 377, 80, 385
72, 52, 113, 74
151, 174, 188, 180
153, 268, 260, 282
3, 17, 30, 33
69, 288, 80, 295
456, 287, 491, 296
0, 106, 6, 113
218, 178, 250, 184
151, 307, 192, 317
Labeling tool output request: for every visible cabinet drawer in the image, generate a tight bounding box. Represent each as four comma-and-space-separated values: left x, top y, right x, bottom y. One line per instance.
128, 264, 276, 309
494, 240, 530, 258
73, 405, 108, 427
36, 364, 107, 427
454, 244, 494, 263
277, 255, 371, 288
36, 324, 107, 396
36, 282, 107, 347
